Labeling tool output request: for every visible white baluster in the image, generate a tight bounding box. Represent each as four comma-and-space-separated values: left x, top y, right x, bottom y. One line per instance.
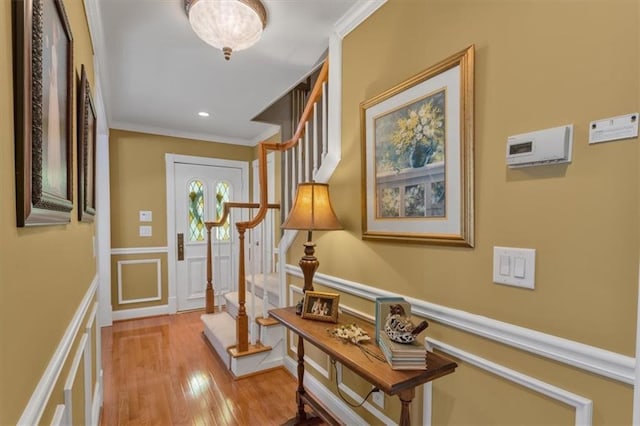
313, 102, 319, 179
322, 82, 328, 160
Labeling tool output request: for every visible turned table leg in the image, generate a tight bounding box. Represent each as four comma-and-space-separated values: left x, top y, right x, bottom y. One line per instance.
398, 388, 416, 426
296, 336, 307, 423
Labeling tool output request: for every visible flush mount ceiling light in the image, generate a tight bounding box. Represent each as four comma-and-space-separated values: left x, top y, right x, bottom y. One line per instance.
184, 0, 267, 61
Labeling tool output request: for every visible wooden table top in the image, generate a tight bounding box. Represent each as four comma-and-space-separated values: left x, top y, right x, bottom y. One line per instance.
269, 306, 457, 396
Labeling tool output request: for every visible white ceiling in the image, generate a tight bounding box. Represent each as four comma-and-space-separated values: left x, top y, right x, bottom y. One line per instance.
93, 0, 369, 146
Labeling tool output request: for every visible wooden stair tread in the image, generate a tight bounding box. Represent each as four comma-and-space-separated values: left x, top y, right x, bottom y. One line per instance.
228, 343, 272, 358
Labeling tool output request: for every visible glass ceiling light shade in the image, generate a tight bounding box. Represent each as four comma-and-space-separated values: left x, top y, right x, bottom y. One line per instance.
185, 0, 267, 60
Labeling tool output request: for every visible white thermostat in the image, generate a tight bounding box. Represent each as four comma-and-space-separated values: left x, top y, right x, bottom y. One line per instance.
506, 124, 573, 168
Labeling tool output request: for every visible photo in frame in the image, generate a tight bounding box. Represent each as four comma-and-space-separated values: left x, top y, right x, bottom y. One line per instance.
301, 291, 340, 323
13, 0, 74, 226
360, 46, 475, 246
77, 65, 97, 222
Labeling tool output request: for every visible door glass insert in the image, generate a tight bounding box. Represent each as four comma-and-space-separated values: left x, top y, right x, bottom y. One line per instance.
188, 180, 205, 241
216, 181, 230, 241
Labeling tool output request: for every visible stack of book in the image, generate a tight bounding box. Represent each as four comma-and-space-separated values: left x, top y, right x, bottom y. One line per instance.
378, 332, 427, 370
375, 296, 427, 370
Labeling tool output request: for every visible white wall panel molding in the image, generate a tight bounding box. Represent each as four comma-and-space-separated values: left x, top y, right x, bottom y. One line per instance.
285, 264, 635, 384
110, 246, 169, 255
283, 357, 365, 425
424, 338, 593, 426
64, 333, 90, 426
117, 259, 162, 304
84, 303, 98, 426
18, 276, 98, 426
111, 304, 170, 322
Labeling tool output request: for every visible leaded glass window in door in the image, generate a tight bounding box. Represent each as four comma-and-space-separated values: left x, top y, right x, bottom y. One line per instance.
188, 180, 205, 241
216, 181, 230, 241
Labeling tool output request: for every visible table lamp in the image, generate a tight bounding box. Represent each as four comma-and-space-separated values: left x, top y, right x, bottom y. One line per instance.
282, 182, 343, 314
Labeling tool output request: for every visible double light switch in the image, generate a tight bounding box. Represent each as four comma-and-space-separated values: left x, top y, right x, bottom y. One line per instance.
493, 246, 536, 289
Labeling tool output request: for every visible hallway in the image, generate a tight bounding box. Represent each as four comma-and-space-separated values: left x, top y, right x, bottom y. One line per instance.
100, 311, 299, 425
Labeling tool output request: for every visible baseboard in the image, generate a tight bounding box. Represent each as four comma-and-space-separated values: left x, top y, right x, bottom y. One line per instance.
111, 304, 170, 321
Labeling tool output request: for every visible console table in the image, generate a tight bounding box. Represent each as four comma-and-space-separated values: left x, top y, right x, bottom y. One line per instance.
269, 306, 457, 426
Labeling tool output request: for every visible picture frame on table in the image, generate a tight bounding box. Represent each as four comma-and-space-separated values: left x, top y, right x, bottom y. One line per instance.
13, 0, 74, 226
301, 291, 340, 323
360, 45, 475, 247
77, 65, 97, 222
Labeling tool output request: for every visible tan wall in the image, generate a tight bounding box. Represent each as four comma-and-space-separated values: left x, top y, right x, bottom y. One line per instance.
0, 0, 99, 423
288, 0, 639, 424
109, 129, 254, 311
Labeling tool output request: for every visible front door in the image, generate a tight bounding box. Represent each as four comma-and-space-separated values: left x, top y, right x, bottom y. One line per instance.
174, 161, 246, 311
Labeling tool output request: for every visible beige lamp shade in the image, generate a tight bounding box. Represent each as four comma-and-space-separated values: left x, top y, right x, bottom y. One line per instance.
282, 183, 343, 231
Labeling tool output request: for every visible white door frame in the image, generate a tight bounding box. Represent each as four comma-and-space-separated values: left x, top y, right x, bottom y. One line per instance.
165, 154, 249, 314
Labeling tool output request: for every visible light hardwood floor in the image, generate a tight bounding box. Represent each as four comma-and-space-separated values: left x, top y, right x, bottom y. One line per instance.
100, 311, 301, 425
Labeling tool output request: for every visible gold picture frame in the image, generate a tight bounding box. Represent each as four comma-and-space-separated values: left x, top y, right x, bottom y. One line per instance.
301, 291, 340, 323
360, 45, 475, 247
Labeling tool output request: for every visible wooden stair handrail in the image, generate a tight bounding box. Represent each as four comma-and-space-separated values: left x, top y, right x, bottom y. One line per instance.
203, 202, 280, 314
238, 59, 329, 233
205, 59, 329, 354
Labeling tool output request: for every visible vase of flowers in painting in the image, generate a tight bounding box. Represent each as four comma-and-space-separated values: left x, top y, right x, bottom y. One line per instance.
390, 98, 445, 169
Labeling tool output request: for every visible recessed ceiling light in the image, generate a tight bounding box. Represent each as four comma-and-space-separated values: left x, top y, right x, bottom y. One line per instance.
198, 111, 210, 117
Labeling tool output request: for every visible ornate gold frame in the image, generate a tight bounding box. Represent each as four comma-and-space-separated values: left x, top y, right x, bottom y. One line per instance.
360, 45, 475, 247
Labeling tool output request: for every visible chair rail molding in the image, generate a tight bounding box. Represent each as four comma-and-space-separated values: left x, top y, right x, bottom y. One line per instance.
284, 264, 635, 385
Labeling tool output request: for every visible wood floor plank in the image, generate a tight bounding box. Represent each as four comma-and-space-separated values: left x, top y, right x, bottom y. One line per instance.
100, 311, 302, 425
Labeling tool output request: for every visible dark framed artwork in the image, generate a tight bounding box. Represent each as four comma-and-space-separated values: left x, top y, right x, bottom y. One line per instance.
360, 46, 475, 246
13, 0, 74, 226
77, 65, 96, 222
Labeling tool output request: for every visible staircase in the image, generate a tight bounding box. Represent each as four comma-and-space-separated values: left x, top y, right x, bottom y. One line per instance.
200, 60, 331, 377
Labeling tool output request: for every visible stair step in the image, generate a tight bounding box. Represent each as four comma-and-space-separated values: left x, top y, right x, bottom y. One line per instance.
228, 343, 272, 359
256, 316, 279, 327
225, 292, 265, 319
201, 312, 236, 368
246, 272, 279, 304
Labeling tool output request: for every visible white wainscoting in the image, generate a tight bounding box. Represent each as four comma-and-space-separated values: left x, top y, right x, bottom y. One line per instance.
18, 276, 101, 426
284, 265, 636, 424
285, 265, 634, 384
117, 258, 162, 304
64, 333, 90, 425
111, 247, 172, 320
424, 338, 593, 426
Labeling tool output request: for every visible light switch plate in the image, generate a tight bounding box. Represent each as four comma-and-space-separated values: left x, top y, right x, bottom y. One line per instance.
493, 246, 535, 289
139, 225, 152, 237
139, 210, 153, 222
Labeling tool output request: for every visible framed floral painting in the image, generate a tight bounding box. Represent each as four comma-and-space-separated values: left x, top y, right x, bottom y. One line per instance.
360, 46, 475, 246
